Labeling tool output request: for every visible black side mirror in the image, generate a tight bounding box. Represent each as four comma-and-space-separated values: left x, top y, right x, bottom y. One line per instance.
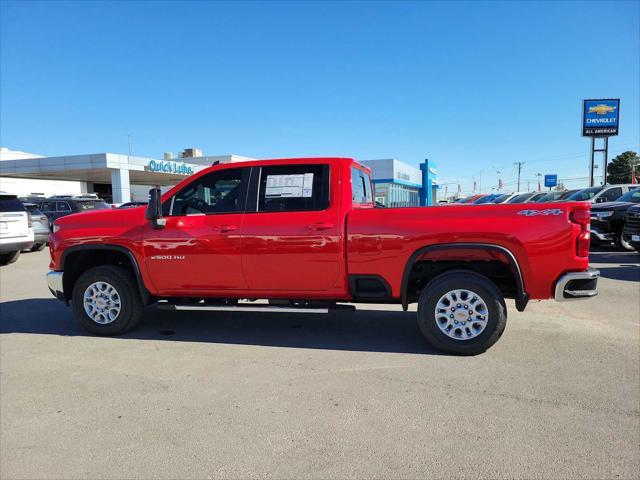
145, 187, 166, 229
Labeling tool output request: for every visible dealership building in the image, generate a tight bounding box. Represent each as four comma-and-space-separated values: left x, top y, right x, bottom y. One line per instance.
0, 147, 438, 205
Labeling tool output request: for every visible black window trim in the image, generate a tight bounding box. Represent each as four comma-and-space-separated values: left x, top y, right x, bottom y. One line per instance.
246, 163, 332, 214
165, 166, 251, 217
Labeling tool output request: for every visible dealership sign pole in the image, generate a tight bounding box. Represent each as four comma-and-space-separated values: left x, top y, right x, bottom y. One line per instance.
582, 99, 620, 187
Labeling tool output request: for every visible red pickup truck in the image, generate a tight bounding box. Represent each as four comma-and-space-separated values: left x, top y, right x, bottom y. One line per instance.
47, 157, 599, 354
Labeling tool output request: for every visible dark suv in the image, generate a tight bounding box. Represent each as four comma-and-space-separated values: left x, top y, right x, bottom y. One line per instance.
35, 197, 110, 224
590, 187, 640, 251
623, 204, 640, 254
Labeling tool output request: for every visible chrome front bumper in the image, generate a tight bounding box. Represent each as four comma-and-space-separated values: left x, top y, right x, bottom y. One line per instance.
589, 227, 613, 242
47, 271, 65, 302
554, 269, 599, 301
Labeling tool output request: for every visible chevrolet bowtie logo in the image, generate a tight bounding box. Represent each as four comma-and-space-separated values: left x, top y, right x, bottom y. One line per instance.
588, 104, 616, 115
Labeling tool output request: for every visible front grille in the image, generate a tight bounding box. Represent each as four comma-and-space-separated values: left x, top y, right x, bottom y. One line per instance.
623, 212, 640, 234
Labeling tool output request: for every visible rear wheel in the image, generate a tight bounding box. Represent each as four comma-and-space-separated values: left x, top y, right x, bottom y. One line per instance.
72, 266, 144, 335
0, 250, 20, 266
614, 229, 634, 252
417, 270, 507, 355
31, 243, 46, 252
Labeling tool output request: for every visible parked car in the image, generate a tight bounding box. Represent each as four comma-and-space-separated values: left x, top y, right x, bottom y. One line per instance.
534, 190, 579, 202
46, 157, 598, 356
565, 184, 636, 204
590, 187, 640, 251
507, 192, 546, 204
490, 192, 525, 204
623, 204, 640, 254
0, 194, 34, 265
22, 203, 50, 251
472, 193, 503, 204
38, 196, 110, 224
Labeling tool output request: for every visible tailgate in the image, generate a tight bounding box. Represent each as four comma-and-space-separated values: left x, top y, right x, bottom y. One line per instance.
0, 212, 29, 240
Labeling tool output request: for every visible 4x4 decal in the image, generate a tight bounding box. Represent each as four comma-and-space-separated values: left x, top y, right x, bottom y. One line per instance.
517, 209, 563, 217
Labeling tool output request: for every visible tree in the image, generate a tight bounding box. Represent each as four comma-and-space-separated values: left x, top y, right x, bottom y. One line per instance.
607, 151, 639, 184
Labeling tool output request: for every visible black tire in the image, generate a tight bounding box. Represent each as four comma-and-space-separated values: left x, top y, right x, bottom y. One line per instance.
614, 229, 635, 252
30, 243, 46, 252
72, 265, 144, 335
417, 270, 507, 355
0, 250, 20, 266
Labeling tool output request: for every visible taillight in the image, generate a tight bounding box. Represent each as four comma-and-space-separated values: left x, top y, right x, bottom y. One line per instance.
570, 208, 590, 257
27, 212, 33, 229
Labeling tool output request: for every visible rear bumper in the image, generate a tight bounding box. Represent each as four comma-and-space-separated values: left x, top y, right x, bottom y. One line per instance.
46, 271, 66, 302
33, 233, 49, 243
0, 240, 34, 253
554, 268, 599, 301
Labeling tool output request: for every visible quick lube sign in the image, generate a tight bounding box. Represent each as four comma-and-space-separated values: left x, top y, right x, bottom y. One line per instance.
582, 99, 620, 136
147, 159, 194, 175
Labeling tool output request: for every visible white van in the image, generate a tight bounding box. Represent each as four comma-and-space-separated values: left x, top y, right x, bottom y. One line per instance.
0, 194, 34, 265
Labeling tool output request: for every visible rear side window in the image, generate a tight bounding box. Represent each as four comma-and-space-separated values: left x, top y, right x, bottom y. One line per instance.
25, 205, 44, 216
258, 164, 329, 212
351, 167, 373, 205
0, 196, 26, 212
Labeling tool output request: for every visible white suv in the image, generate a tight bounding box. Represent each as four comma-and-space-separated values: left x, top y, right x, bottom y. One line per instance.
0, 194, 34, 265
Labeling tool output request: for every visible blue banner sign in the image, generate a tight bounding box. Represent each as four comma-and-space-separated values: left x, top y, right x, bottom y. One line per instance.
148, 159, 193, 175
544, 174, 558, 188
582, 99, 620, 137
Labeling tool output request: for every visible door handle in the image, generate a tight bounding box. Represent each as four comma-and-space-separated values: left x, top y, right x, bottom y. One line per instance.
307, 222, 334, 231
213, 224, 239, 233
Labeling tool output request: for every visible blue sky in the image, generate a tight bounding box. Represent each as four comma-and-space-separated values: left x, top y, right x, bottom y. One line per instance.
1, 1, 638, 193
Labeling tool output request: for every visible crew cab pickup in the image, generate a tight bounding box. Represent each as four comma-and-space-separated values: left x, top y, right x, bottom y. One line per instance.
47, 158, 599, 354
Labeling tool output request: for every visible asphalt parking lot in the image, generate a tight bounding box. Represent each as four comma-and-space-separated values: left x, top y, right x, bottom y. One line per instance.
1, 249, 639, 479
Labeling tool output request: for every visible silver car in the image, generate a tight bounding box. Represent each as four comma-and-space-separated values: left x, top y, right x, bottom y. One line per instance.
23, 203, 50, 251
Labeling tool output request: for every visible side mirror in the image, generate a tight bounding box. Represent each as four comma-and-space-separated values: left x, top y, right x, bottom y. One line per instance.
145, 187, 166, 229
595, 197, 607, 203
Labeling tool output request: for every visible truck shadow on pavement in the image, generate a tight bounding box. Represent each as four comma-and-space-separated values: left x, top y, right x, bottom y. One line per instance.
0, 298, 445, 355
589, 250, 640, 282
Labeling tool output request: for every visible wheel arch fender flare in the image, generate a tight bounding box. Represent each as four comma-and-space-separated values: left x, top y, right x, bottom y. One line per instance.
60, 244, 153, 305
400, 242, 528, 312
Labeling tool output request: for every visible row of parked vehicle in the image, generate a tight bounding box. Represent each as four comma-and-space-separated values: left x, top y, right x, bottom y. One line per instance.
449, 184, 640, 252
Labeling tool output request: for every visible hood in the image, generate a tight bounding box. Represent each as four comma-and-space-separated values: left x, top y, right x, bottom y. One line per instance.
55, 204, 146, 227
591, 201, 637, 211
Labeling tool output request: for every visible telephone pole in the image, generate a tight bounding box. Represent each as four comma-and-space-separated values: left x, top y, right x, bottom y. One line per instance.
514, 162, 525, 191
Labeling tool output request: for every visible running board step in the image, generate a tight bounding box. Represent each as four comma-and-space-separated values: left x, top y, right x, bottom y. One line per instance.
156, 302, 355, 314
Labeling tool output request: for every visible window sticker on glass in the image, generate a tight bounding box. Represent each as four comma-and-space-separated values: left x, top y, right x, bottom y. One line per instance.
265, 173, 314, 198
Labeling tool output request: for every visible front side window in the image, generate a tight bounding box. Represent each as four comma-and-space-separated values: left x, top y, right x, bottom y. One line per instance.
601, 187, 622, 202
171, 168, 245, 216
258, 164, 329, 212
351, 167, 373, 205
56, 202, 71, 212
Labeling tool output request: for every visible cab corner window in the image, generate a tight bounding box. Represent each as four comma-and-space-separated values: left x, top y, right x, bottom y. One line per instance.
170, 168, 246, 216
258, 164, 329, 212
351, 167, 373, 205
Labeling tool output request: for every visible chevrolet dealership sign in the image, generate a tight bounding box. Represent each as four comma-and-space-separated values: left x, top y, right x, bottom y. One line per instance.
582, 99, 620, 137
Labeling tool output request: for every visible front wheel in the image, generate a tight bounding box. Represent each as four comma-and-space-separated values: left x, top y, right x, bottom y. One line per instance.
614, 229, 635, 252
72, 266, 144, 335
417, 270, 507, 355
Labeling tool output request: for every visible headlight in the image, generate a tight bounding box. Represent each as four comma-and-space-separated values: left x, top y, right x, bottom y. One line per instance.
594, 211, 614, 218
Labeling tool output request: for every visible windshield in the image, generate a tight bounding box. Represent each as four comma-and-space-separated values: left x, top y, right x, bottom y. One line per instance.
616, 187, 640, 203
536, 192, 563, 202
567, 187, 601, 201
25, 205, 45, 215
77, 201, 110, 211
0, 195, 26, 212
455, 195, 475, 203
